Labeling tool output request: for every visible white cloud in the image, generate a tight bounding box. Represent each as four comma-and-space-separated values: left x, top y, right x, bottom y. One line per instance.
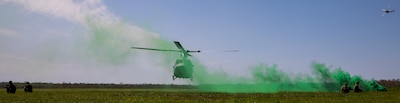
2, 0, 159, 46
0, 28, 18, 36
3, 0, 119, 29
0, 0, 178, 83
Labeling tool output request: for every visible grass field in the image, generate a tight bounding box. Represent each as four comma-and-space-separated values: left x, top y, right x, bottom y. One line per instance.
1, 88, 399, 103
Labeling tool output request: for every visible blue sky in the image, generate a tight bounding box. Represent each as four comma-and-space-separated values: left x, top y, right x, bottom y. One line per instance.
0, 0, 399, 83
106, 0, 400, 78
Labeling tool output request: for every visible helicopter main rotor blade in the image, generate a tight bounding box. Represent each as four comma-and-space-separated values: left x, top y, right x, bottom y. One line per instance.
173, 41, 192, 56
201, 50, 239, 53
173, 41, 185, 51
223, 50, 239, 52
131, 47, 180, 52
187, 50, 201, 53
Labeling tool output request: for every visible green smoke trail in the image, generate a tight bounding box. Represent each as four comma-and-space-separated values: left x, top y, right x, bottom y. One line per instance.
83, 18, 132, 65
73, 13, 178, 66
193, 61, 375, 93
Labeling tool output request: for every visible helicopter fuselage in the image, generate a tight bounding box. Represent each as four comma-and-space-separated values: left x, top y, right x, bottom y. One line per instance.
173, 59, 193, 80
131, 41, 201, 81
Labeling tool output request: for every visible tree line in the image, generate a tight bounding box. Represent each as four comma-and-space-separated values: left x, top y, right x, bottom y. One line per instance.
1, 79, 399, 89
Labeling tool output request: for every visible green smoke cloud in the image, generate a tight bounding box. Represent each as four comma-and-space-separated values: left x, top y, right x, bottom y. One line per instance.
193, 61, 375, 93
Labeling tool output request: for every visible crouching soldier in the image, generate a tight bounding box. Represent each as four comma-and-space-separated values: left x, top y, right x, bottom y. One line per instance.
353, 81, 362, 92
340, 82, 352, 94
24, 82, 33, 93
7, 81, 16, 93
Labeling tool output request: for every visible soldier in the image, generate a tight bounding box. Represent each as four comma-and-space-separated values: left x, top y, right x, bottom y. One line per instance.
340, 82, 351, 94
24, 82, 33, 93
353, 81, 362, 92
7, 81, 16, 93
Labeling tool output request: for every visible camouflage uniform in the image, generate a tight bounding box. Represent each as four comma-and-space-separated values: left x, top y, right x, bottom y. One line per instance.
24, 82, 33, 93
353, 81, 362, 92
340, 83, 351, 94
7, 81, 16, 93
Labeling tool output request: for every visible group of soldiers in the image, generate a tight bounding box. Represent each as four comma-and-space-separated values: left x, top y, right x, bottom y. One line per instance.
4, 81, 33, 93
340, 81, 363, 94
340, 81, 388, 94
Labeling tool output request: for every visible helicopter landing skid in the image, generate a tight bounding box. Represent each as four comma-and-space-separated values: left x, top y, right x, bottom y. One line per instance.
172, 75, 176, 80
172, 75, 193, 81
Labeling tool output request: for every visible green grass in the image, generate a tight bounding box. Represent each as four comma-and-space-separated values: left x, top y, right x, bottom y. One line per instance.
1, 88, 399, 103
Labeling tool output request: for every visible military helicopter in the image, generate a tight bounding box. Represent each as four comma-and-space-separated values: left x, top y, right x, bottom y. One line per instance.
131, 41, 237, 81
382, 4, 395, 16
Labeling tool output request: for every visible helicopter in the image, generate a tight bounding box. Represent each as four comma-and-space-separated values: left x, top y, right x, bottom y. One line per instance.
130, 41, 204, 81
131, 41, 238, 81
382, 4, 395, 16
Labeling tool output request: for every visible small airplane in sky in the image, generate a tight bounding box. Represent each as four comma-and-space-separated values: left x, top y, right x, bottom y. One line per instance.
382, 4, 395, 16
